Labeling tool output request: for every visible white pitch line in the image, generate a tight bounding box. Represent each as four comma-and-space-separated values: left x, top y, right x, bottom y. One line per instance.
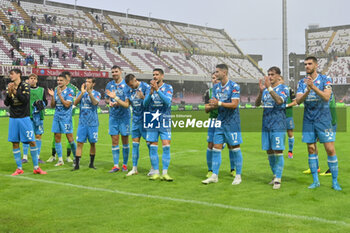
2, 174, 349, 227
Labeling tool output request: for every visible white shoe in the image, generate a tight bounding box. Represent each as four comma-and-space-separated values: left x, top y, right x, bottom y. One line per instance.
66, 157, 73, 163
202, 174, 218, 184
268, 176, 276, 185
47, 156, 56, 162
55, 160, 64, 166
126, 169, 138, 176
147, 168, 156, 176
273, 178, 281, 190
232, 174, 242, 185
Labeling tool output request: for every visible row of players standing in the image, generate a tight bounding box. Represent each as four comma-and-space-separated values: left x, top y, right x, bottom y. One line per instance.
5, 66, 175, 181
202, 58, 340, 190
5, 56, 341, 190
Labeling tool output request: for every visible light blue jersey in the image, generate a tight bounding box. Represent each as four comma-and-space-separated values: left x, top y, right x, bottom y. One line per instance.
297, 74, 334, 143
146, 83, 172, 116
53, 87, 74, 121
297, 74, 332, 123
210, 79, 243, 176
144, 83, 173, 128
261, 84, 289, 131
105, 79, 131, 119
128, 81, 150, 123
212, 80, 242, 146
212, 80, 241, 131
144, 83, 173, 142
77, 90, 101, 127
261, 84, 289, 151
52, 87, 74, 134
297, 74, 340, 188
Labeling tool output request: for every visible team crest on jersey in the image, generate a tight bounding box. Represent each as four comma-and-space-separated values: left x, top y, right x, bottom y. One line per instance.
161, 87, 165, 91
116, 89, 124, 96
217, 93, 228, 100
151, 93, 160, 100
130, 92, 139, 101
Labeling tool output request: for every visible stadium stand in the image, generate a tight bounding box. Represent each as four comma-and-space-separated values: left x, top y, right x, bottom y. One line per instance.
21, 1, 109, 42
191, 54, 221, 74
327, 56, 350, 78
0, 0, 264, 79
108, 15, 183, 51
74, 43, 136, 72
0, 0, 266, 105
1, 0, 23, 23
121, 48, 178, 74
307, 30, 334, 54
0, 35, 22, 64
329, 28, 350, 53
306, 24, 350, 78
306, 24, 350, 103
160, 51, 206, 75
19, 38, 82, 68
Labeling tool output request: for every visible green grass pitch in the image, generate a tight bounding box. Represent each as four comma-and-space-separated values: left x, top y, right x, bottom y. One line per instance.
0, 109, 349, 233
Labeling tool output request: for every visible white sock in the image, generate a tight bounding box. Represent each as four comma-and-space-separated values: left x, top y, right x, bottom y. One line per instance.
23, 155, 28, 160
162, 169, 168, 175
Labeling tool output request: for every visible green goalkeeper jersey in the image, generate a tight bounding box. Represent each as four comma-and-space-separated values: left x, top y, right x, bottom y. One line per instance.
330, 94, 337, 126
204, 88, 218, 119
30, 86, 46, 120
67, 83, 79, 96
67, 83, 79, 115
285, 87, 296, 118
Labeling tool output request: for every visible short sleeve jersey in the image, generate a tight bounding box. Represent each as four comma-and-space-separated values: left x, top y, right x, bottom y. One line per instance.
53, 87, 74, 120
212, 80, 241, 129
297, 74, 332, 122
105, 79, 131, 119
77, 90, 101, 127
262, 84, 289, 131
127, 81, 150, 123
148, 83, 173, 121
